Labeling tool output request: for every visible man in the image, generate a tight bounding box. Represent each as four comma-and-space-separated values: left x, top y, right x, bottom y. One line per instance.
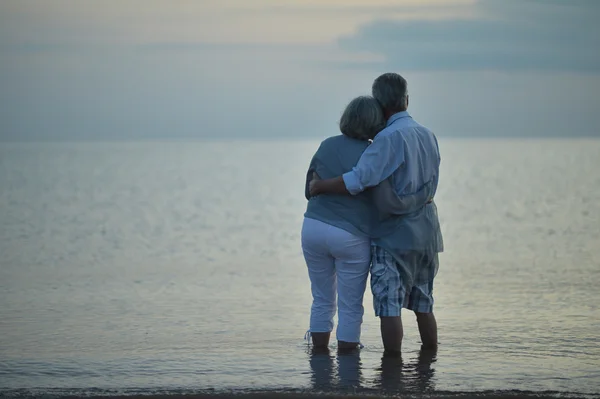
309, 73, 443, 354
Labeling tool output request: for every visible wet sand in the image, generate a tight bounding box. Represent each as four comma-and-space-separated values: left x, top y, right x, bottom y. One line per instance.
56, 392, 592, 399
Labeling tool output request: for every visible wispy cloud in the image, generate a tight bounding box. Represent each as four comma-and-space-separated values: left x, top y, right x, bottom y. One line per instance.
0, 0, 598, 140
0, 0, 473, 51
338, 0, 600, 72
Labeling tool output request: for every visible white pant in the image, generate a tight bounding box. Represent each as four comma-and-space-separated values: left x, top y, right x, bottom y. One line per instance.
301, 217, 371, 343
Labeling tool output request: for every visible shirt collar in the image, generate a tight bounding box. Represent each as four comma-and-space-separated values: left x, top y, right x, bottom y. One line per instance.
386, 111, 411, 127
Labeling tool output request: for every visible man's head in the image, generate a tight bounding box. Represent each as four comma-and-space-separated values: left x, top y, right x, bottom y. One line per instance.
339, 96, 386, 141
372, 73, 409, 119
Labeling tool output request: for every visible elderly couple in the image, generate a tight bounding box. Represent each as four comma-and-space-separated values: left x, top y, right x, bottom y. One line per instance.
302, 72, 443, 354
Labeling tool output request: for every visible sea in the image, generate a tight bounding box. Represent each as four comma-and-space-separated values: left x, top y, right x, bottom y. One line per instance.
0, 139, 599, 398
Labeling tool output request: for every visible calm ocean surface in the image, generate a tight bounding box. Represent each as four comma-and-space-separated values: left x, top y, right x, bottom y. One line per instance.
0, 139, 599, 398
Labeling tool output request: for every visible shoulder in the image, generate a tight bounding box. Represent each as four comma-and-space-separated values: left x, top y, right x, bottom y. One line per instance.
407, 120, 437, 144
402, 116, 434, 137
319, 134, 368, 152
378, 117, 432, 139
372, 123, 406, 149
320, 134, 345, 147
374, 124, 399, 140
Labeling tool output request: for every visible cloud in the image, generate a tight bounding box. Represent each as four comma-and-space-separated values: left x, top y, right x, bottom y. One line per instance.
225, 2, 470, 17
338, 0, 600, 72
1, 0, 598, 140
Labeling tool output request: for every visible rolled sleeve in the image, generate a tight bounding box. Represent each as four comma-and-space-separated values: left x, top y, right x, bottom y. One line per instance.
342, 131, 405, 195
342, 170, 363, 195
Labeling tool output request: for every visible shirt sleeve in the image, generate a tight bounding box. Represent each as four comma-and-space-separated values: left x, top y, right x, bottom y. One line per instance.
433, 132, 441, 164
305, 141, 327, 200
304, 155, 317, 200
342, 131, 405, 195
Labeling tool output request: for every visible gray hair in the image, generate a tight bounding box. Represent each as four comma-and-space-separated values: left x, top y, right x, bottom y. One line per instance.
372, 73, 408, 112
339, 96, 386, 141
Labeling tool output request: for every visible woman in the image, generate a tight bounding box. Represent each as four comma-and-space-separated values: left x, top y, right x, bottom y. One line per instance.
302, 96, 385, 351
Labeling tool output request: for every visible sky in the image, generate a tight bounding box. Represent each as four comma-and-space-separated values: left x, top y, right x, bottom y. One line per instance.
0, 0, 599, 140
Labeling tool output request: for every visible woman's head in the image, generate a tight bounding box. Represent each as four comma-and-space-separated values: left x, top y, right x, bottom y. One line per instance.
339, 96, 386, 141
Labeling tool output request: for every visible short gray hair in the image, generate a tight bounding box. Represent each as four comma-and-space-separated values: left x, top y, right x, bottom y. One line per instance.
372, 73, 408, 112
339, 96, 386, 141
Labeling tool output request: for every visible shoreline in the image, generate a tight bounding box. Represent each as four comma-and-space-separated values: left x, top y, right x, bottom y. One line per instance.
1, 389, 595, 399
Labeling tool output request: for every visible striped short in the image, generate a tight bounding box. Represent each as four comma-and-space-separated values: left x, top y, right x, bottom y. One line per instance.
370, 245, 438, 317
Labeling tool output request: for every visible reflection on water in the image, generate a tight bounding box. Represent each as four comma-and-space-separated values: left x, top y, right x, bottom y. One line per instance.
308, 349, 335, 390
376, 348, 437, 394
308, 347, 437, 395
338, 350, 363, 389
1, 140, 599, 396
308, 348, 364, 391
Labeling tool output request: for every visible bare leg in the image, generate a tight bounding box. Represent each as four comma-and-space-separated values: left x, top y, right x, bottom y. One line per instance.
380, 316, 403, 354
311, 332, 331, 349
415, 312, 438, 349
